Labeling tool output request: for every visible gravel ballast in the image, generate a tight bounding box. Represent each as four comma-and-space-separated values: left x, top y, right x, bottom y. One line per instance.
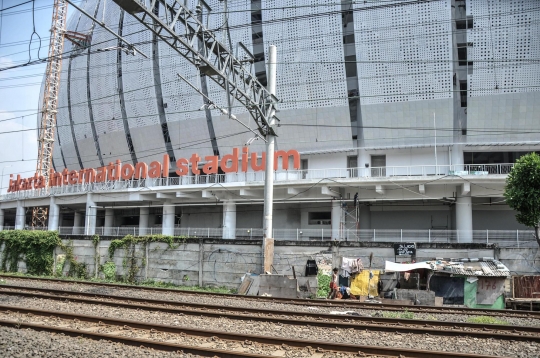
1, 294, 539, 357
2, 277, 539, 327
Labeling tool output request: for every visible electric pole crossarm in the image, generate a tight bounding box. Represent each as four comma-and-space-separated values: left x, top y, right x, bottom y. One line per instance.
112, 0, 277, 136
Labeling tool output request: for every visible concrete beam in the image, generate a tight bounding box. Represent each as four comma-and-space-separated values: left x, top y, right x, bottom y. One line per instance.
287, 188, 301, 195
239, 189, 259, 197
202, 190, 219, 199
156, 192, 176, 199
376, 185, 385, 195
176, 192, 201, 199
461, 182, 471, 196
419, 184, 425, 194
321, 186, 339, 197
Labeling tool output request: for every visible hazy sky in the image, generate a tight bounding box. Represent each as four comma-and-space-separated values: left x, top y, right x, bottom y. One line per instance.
0, 0, 82, 193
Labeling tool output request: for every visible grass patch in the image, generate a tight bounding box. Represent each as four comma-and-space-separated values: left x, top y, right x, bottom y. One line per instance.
382, 309, 415, 319
0, 272, 236, 294
467, 316, 509, 325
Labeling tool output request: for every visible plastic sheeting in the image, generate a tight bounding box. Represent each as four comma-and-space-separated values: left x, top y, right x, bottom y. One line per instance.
350, 270, 379, 296
385, 261, 433, 272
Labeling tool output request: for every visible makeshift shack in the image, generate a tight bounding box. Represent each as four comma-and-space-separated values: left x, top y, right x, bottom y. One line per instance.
385, 258, 510, 309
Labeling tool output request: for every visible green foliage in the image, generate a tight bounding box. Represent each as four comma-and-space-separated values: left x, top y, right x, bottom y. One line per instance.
0, 230, 61, 276
382, 309, 415, 319
107, 234, 188, 283
58, 240, 88, 279
467, 316, 508, 325
101, 261, 116, 281
317, 272, 331, 298
504, 153, 540, 243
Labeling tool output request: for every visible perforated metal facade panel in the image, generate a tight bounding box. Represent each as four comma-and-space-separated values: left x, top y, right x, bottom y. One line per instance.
353, 0, 453, 105
51, 0, 539, 165
467, 0, 540, 97
90, 4, 123, 138
465, 0, 540, 144
121, 16, 159, 128
262, 0, 348, 110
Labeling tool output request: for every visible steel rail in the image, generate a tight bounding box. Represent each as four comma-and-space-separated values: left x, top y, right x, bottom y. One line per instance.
1, 274, 537, 317
0, 305, 509, 358
1, 286, 539, 342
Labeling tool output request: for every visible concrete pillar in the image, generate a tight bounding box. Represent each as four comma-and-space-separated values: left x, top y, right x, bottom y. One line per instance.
222, 200, 236, 239
359, 150, 370, 177
456, 190, 472, 243
331, 200, 342, 240
85, 193, 97, 236
48, 196, 60, 231
0, 209, 4, 231
162, 201, 175, 236
359, 204, 371, 231
104, 208, 114, 235
139, 207, 149, 236
73, 211, 83, 229
15, 201, 25, 230
451, 144, 464, 171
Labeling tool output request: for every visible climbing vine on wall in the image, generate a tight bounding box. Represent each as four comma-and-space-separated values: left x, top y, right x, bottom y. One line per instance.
0, 230, 61, 276
56, 240, 88, 279
106, 234, 188, 283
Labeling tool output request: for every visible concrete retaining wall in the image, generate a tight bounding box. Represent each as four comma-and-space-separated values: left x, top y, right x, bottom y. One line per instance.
1, 237, 538, 289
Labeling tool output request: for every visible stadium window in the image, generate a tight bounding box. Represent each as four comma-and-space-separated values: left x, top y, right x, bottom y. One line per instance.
456, 16, 473, 29
460, 81, 468, 107
251, 12, 262, 25
457, 43, 473, 66
345, 55, 357, 77
343, 34, 355, 44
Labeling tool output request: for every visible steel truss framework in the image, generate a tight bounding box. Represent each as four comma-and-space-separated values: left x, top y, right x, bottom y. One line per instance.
112, 0, 278, 136
32, 0, 69, 228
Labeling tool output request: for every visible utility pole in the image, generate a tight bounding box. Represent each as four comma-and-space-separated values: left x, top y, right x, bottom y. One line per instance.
263, 45, 277, 273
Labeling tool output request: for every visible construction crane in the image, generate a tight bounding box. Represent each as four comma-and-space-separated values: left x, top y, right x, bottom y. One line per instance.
31, 0, 91, 228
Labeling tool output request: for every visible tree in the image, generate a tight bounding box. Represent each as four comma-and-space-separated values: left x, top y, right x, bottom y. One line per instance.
504, 153, 540, 246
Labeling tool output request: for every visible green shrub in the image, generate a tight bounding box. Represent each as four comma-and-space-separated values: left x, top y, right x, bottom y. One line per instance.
317, 272, 330, 298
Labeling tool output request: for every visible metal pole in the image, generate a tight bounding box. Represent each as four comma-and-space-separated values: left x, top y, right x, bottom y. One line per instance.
434, 112, 437, 175
429, 229, 431, 243
486, 229, 489, 244
263, 45, 277, 240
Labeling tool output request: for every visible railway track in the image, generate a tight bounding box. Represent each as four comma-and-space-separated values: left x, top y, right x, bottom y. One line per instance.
1, 285, 539, 342
0, 304, 511, 358
1, 274, 536, 318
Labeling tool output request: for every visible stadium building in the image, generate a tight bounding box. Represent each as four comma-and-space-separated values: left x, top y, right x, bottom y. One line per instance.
0, 0, 539, 242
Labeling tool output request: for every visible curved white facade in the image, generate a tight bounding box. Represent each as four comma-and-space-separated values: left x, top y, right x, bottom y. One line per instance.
1, 0, 538, 240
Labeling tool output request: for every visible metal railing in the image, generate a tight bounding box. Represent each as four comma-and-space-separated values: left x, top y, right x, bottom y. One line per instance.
0, 227, 526, 248
0, 163, 514, 202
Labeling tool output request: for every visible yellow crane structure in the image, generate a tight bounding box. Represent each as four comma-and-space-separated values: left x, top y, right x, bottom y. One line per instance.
32, 0, 89, 228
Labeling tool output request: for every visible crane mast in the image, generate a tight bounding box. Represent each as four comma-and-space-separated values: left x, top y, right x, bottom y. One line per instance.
31, 0, 68, 228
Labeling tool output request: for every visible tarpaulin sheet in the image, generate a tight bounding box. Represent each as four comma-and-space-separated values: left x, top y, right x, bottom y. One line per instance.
385, 261, 433, 272
430, 275, 464, 304
350, 270, 379, 296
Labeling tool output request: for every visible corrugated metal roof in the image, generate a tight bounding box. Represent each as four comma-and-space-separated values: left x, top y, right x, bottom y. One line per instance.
436, 259, 510, 277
